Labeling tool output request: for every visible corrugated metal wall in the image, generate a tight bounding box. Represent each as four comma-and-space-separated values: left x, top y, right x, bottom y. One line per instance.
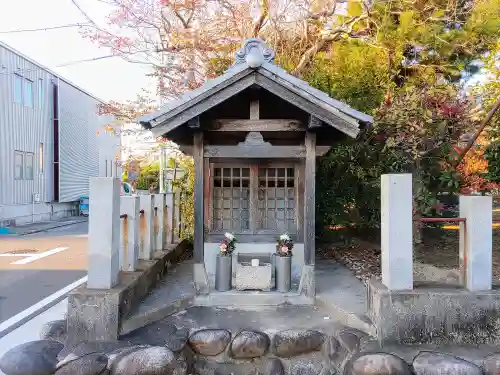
58, 81, 119, 203
0, 42, 121, 211
0, 44, 54, 207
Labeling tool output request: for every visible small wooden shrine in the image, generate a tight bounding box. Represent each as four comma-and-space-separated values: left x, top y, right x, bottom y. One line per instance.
139, 38, 372, 300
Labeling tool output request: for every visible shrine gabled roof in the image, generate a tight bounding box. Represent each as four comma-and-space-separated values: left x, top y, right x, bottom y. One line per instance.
138, 38, 373, 139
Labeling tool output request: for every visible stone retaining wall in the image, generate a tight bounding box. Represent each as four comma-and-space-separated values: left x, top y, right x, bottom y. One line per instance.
3, 322, 500, 375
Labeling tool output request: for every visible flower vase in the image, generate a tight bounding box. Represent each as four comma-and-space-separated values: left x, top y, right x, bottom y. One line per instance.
215, 254, 232, 291
276, 255, 291, 292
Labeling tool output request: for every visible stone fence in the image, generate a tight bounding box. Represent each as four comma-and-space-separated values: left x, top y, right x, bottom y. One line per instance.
87, 177, 184, 289
66, 177, 189, 343
370, 173, 497, 345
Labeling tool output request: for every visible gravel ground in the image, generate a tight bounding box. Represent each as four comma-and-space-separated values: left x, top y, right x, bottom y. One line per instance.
318, 229, 500, 285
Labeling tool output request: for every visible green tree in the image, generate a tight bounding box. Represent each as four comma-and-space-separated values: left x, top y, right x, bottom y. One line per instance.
136, 162, 160, 191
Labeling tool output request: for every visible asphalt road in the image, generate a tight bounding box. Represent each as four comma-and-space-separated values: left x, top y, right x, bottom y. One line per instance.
0, 222, 88, 324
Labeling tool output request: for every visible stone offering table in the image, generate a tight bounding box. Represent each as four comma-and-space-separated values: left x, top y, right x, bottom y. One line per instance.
235, 262, 273, 291
235, 252, 274, 291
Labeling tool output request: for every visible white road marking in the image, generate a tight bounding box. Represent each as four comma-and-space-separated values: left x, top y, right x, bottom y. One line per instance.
10, 247, 69, 265
0, 254, 34, 257
0, 276, 88, 339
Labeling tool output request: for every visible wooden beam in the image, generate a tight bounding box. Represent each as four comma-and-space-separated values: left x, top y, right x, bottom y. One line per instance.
193, 132, 204, 263
304, 131, 316, 265
250, 100, 260, 120
188, 116, 200, 128
203, 158, 210, 231
209, 119, 303, 132
185, 144, 328, 156
308, 115, 322, 129
204, 145, 306, 158
316, 146, 331, 156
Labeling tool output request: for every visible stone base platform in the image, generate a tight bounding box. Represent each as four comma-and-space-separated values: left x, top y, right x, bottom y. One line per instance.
368, 278, 500, 345
119, 259, 375, 338
5, 305, 500, 375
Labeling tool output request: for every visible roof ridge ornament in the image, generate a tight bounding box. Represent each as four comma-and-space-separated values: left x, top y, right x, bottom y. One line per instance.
233, 38, 275, 68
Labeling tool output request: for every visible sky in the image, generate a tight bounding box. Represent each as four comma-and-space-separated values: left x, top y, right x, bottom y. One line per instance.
0, 0, 155, 102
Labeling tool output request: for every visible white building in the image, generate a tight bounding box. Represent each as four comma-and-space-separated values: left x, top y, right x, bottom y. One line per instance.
0, 41, 121, 225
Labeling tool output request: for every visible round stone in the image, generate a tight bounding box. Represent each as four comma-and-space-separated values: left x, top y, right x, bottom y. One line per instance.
57, 341, 132, 361
112, 346, 179, 375
484, 353, 500, 375
271, 329, 324, 358
324, 336, 340, 360
122, 323, 188, 353
289, 360, 324, 375
55, 353, 108, 375
0, 340, 63, 375
230, 330, 270, 359
263, 358, 284, 375
40, 320, 67, 343
337, 331, 360, 354
412, 352, 482, 375
188, 329, 231, 356
346, 352, 411, 375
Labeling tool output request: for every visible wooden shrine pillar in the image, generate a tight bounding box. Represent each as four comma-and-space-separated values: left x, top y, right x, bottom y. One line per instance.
304, 131, 316, 265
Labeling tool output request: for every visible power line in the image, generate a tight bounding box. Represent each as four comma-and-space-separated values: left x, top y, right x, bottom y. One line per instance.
0, 23, 90, 34
0, 50, 150, 76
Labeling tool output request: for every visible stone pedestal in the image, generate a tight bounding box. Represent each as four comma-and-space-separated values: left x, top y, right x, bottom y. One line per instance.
153, 193, 166, 251
459, 195, 493, 291
120, 195, 140, 272
88, 177, 120, 289
139, 195, 155, 260
381, 174, 413, 291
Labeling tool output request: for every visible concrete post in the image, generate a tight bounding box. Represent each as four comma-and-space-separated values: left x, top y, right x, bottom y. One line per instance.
88, 177, 120, 289
165, 193, 174, 245
381, 174, 413, 291
153, 193, 166, 251
139, 194, 155, 260
121, 195, 140, 271
459, 195, 493, 291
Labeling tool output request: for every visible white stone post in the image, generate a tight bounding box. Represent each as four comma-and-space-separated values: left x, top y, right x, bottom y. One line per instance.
154, 193, 166, 251
120, 195, 140, 271
139, 194, 155, 260
165, 192, 174, 245
459, 195, 492, 291
381, 174, 413, 291
88, 177, 120, 289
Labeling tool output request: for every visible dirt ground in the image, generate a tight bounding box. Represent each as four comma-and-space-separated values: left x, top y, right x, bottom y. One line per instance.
319, 228, 500, 285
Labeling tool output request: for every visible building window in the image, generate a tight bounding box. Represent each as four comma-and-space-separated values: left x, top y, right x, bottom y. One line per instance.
24, 79, 34, 107
14, 151, 24, 180
212, 167, 250, 232
25, 153, 34, 179
257, 167, 295, 232
14, 75, 22, 104
39, 143, 44, 173
38, 79, 43, 108
211, 164, 297, 234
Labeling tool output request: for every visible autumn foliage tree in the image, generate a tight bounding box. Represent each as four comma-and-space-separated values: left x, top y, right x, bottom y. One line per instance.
87, 0, 500, 231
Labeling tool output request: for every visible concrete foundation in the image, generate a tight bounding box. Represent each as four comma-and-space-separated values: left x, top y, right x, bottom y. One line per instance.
368, 278, 500, 345
67, 242, 189, 343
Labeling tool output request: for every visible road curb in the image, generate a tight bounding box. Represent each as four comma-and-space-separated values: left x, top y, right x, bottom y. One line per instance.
15, 219, 88, 236
0, 276, 88, 340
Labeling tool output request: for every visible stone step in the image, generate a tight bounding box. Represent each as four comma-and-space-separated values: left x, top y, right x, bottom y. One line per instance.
194, 290, 313, 307
119, 261, 197, 336
315, 296, 377, 337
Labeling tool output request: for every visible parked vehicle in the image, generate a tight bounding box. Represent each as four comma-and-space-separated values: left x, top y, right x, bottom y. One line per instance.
121, 182, 133, 196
